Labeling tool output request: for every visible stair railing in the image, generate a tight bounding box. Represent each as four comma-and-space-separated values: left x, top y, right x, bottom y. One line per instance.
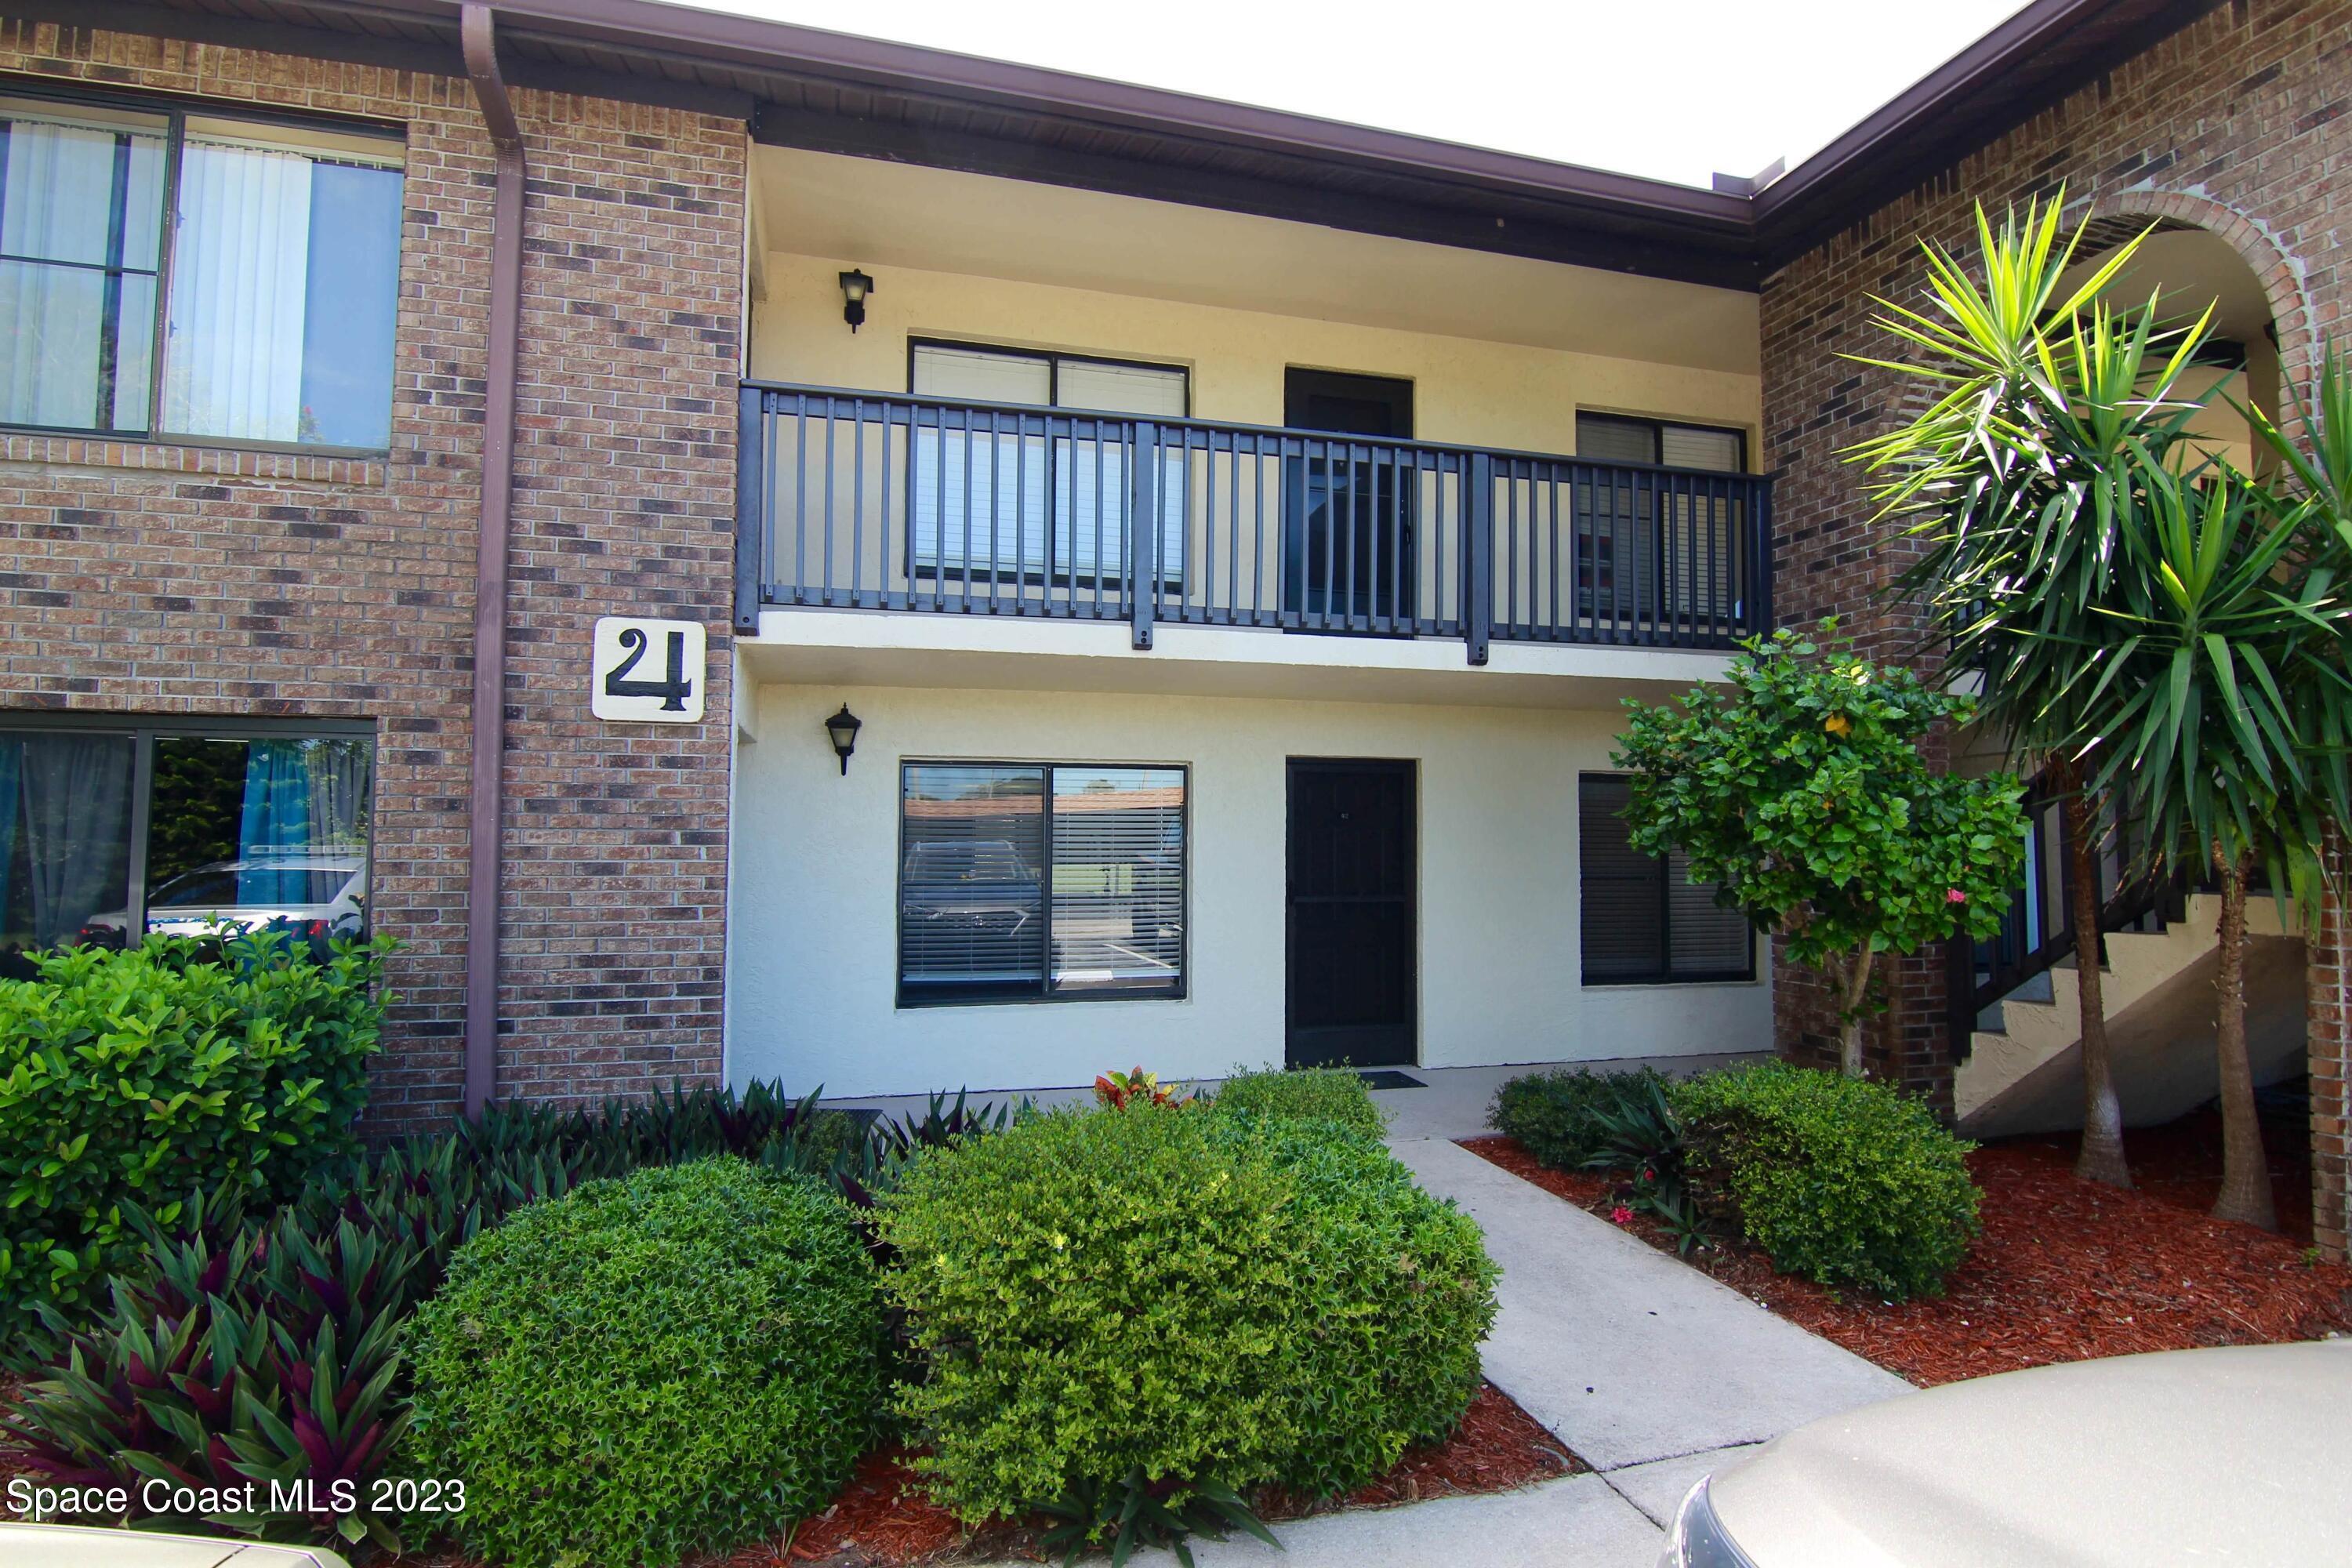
1946, 760, 2188, 1059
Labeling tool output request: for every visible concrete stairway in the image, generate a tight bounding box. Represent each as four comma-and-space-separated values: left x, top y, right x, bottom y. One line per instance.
1955, 892, 2307, 1138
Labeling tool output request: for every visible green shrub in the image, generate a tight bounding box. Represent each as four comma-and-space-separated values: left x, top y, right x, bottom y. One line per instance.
408, 1159, 885, 1568
1214, 1113, 1496, 1496
1212, 1064, 1386, 1136
0, 932, 390, 1348
878, 1104, 1497, 1530
1670, 1062, 1980, 1301
1489, 1066, 1671, 1170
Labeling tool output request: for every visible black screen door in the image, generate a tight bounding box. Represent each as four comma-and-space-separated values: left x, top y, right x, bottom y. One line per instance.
1286, 758, 1416, 1068
1283, 369, 1416, 626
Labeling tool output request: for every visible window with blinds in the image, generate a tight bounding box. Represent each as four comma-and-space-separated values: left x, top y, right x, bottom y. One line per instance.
909, 341, 1189, 586
1578, 774, 1752, 985
898, 760, 1185, 1004
1572, 413, 1748, 625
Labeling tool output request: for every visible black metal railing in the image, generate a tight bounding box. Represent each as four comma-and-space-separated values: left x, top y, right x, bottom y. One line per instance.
1946, 761, 2187, 1058
735, 383, 1774, 660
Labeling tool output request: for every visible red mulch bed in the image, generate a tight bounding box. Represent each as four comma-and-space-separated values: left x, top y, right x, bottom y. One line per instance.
1459, 1133, 2352, 1388
0, 1379, 1570, 1568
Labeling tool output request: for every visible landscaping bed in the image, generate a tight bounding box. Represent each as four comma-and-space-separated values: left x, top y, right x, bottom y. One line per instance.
1461, 1131, 2352, 1387
0, 1375, 1570, 1568
768, 1382, 1575, 1567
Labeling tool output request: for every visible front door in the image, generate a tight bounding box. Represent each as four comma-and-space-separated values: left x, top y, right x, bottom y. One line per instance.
1285, 758, 1416, 1068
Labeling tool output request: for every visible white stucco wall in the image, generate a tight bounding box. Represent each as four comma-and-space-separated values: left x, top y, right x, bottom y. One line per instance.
728, 681, 1770, 1097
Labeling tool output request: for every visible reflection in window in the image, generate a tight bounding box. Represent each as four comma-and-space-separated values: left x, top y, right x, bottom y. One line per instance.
0, 727, 372, 979
0, 732, 134, 967
898, 760, 1185, 1004
0, 92, 404, 447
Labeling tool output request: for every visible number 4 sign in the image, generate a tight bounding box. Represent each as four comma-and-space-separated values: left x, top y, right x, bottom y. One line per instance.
590, 616, 706, 723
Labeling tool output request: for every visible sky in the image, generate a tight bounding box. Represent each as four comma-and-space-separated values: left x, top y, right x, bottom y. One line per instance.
676, 0, 2034, 190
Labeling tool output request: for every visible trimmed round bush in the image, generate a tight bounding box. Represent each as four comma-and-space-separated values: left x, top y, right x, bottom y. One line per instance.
1489, 1066, 1671, 1170
408, 1158, 885, 1568
1211, 1063, 1387, 1136
1671, 1062, 1980, 1301
877, 1104, 1496, 1523
1214, 1112, 1496, 1496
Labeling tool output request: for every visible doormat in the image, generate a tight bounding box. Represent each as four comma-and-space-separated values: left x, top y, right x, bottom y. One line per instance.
1356, 1069, 1426, 1091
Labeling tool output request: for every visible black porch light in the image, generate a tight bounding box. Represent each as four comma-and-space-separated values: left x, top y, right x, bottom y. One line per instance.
838, 268, 874, 332
822, 703, 862, 775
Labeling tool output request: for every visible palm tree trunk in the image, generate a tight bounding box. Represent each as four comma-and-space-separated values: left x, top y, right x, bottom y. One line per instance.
2209, 843, 2276, 1230
2062, 771, 2131, 1187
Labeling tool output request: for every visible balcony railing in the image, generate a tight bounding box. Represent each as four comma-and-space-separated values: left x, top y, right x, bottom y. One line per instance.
735, 383, 1773, 662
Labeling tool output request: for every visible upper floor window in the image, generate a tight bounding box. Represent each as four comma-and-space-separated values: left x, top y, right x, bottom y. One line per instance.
1574, 412, 1746, 473
0, 91, 404, 449
906, 340, 1190, 584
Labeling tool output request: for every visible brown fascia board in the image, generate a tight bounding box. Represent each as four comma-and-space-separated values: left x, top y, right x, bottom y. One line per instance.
13, 0, 2212, 280
1752, 0, 2224, 264
458, 0, 1757, 230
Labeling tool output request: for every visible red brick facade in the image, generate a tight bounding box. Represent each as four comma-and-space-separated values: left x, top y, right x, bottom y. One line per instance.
1759, 0, 2352, 1243
0, 23, 746, 1127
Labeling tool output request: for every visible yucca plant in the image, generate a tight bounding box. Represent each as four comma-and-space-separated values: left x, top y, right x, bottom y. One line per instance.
2084, 453, 2352, 1226
1847, 190, 2220, 1187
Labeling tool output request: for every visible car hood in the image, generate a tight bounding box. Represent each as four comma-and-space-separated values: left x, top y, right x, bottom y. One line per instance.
1708, 1341, 2352, 1568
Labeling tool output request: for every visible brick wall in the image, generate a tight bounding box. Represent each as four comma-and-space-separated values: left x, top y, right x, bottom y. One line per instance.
0, 24, 746, 1127
1759, 0, 2352, 1233
2315, 827, 2350, 1258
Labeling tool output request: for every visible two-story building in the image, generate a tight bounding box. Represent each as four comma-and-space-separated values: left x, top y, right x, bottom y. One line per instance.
1, 0, 2346, 1251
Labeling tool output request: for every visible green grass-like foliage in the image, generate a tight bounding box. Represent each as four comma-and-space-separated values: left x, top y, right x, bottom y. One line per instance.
878, 1105, 1495, 1530
1671, 1063, 1980, 1301
1211, 1064, 1387, 1136
0, 932, 390, 1349
1488, 1067, 1672, 1170
408, 1160, 885, 1568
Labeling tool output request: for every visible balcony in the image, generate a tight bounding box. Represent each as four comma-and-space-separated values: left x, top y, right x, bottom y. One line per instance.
733, 384, 1773, 665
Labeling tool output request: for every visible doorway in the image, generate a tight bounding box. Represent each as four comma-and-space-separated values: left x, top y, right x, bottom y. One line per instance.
1285, 757, 1417, 1068
1282, 368, 1417, 626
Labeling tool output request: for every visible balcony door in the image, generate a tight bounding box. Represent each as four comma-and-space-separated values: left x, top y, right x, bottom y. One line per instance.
1282, 368, 1416, 626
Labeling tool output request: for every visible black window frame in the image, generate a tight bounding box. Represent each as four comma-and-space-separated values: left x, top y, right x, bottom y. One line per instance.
0, 76, 407, 457
1577, 771, 1755, 987
895, 757, 1190, 1008
0, 710, 379, 950
1573, 411, 1751, 473
902, 337, 1192, 592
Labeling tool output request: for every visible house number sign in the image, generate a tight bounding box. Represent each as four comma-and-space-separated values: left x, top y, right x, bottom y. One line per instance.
590, 616, 706, 723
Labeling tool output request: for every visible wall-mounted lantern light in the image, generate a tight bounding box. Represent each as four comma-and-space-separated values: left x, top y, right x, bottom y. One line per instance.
823, 703, 862, 775
838, 268, 874, 333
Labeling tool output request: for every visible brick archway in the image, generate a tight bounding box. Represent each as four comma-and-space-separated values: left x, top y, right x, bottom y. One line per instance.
2060, 189, 2320, 395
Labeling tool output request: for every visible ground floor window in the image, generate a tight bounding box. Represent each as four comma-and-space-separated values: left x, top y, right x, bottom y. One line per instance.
1577, 773, 1752, 985
0, 718, 373, 978
898, 760, 1185, 1004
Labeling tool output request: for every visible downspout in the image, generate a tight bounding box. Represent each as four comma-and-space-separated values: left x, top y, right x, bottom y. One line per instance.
460, 2, 524, 1120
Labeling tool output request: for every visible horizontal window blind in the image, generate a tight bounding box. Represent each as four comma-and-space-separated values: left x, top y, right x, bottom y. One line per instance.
1050, 766, 1185, 993
1579, 775, 1666, 982
909, 341, 1189, 584
898, 764, 1047, 996
899, 762, 1185, 1004
1579, 774, 1751, 985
